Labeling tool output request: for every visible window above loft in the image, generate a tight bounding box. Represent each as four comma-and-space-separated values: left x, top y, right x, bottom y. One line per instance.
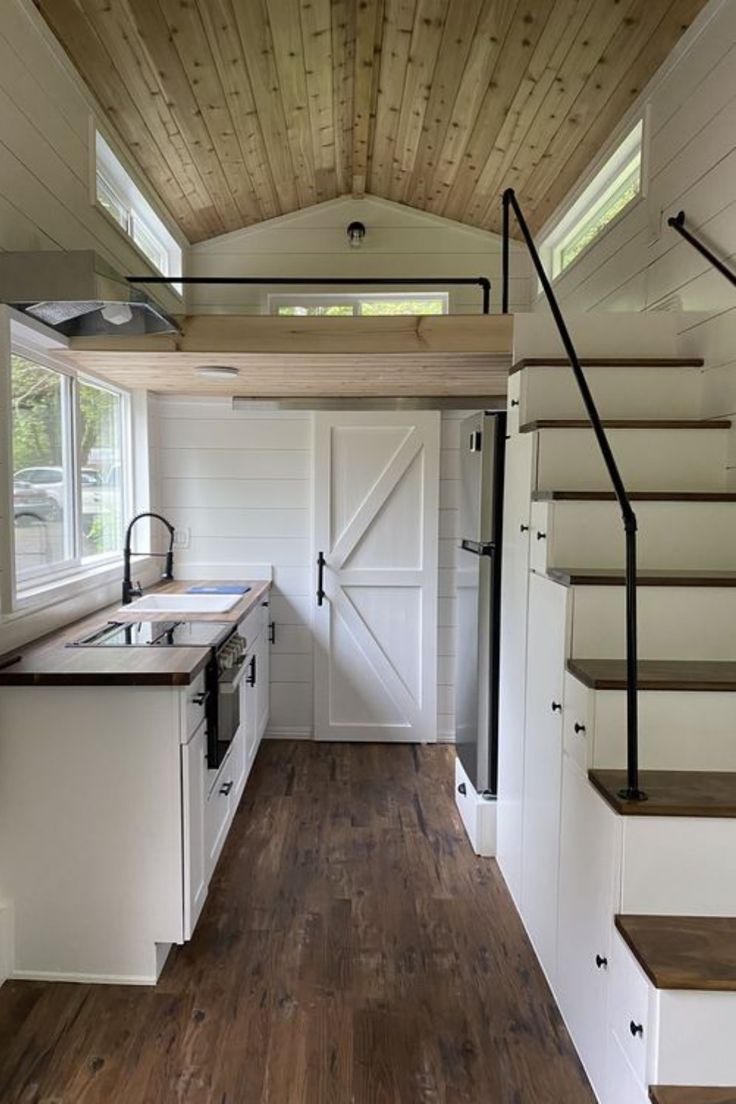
95, 131, 182, 293
269, 293, 448, 316
541, 119, 645, 281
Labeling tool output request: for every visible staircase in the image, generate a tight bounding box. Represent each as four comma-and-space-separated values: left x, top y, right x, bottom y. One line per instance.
498, 344, 736, 1104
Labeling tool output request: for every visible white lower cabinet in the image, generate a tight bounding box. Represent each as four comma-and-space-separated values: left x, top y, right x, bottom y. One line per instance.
521, 571, 569, 981
256, 605, 271, 742
182, 718, 207, 939
205, 750, 236, 878
556, 757, 622, 1097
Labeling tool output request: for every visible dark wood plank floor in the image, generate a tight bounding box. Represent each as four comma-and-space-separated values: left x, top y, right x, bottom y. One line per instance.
0, 741, 595, 1103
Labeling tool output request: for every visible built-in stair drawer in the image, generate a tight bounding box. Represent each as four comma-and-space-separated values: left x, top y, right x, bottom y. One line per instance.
563, 670, 592, 772
507, 371, 522, 435
609, 928, 652, 1087
530, 500, 550, 574
605, 1031, 651, 1104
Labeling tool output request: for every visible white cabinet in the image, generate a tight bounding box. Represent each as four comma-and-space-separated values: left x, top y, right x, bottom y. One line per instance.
497, 431, 534, 904
521, 571, 568, 981
181, 717, 207, 939
256, 603, 271, 742
556, 758, 622, 1097
205, 751, 235, 878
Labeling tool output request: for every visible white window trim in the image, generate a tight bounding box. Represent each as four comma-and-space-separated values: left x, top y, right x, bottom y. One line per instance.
94, 130, 183, 297
268, 291, 449, 315
6, 326, 136, 615
539, 117, 647, 285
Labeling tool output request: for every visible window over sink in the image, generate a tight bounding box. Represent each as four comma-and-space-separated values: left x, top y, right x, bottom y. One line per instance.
10, 348, 130, 597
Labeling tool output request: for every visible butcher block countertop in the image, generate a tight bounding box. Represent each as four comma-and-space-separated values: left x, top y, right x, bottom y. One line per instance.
0, 580, 270, 687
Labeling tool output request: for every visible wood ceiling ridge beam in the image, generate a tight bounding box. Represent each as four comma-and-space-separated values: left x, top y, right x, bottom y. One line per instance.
368, 0, 419, 199
437, 0, 551, 222
126, 0, 245, 233
400, 0, 484, 209
157, 0, 264, 228
471, 0, 600, 231
351, 0, 385, 196
193, 0, 281, 223
330, 0, 355, 195
299, 0, 338, 202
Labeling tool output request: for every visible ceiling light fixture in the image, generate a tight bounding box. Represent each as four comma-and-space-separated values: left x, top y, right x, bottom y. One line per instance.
347, 220, 366, 248
195, 365, 241, 379
100, 302, 134, 326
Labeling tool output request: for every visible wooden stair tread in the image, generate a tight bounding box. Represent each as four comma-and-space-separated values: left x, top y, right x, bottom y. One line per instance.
568, 658, 736, 691
650, 1088, 736, 1104
510, 356, 705, 376
616, 915, 736, 992
533, 490, 736, 502
589, 769, 736, 818
549, 568, 736, 588
521, 418, 730, 432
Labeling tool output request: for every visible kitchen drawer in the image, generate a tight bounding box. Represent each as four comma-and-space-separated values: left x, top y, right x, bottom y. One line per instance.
205, 752, 235, 876
609, 928, 652, 1087
529, 500, 550, 575
563, 670, 592, 772
238, 601, 266, 650
182, 668, 208, 741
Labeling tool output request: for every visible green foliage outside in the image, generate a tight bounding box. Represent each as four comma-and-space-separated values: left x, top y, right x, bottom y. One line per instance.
277, 298, 445, 316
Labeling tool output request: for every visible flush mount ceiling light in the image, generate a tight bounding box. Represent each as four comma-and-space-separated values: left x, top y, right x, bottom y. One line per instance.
195, 365, 240, 379
100, 302, 133, 326
346, 220, 366, 248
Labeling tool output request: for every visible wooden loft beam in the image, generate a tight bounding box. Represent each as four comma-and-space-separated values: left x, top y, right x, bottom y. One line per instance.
57, 314, 513, 397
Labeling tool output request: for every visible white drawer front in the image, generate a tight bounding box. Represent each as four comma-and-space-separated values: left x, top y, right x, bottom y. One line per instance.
205, 758, 233, 876
529, 500, 550, 575
609, 929, 652, 1087
563, 670, 591, 773
605, 1032, 651, 1104
183, 669, 208, 741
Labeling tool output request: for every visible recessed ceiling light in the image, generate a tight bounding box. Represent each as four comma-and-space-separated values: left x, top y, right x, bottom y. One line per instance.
195, 365, 240, 379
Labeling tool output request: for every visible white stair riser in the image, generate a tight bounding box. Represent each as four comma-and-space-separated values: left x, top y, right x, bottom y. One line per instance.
584, 689, 736, 772
535, 428, 727, 493
656, 990, 736, 1085
539, 500, 736, 571
569, 584, 736, 660
522, 365, 702, 423
620, 816, 736, 915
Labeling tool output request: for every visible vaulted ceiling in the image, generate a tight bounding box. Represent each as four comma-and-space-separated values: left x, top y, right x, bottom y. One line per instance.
35, 0, 708, 243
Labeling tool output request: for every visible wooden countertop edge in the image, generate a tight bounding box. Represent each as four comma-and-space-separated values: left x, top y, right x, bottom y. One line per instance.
0, 579, 271, 687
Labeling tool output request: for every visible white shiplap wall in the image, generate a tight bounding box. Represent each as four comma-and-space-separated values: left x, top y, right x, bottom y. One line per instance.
0, 0, 182, 315
537, 0, 736, 423
186, 195, 533, 316
156, 399, 469, 741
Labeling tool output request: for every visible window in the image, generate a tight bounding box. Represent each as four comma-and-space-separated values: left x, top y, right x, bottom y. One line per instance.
270, 293, 448, 316
542, 120, 644, 280
10, 349, 129, 592
95, 131, 182, 292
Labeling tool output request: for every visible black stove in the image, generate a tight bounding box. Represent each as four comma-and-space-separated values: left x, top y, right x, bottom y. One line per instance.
71, 620, 233, 648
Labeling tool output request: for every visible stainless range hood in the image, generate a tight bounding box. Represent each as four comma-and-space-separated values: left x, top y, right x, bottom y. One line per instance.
0, 251, 180, 337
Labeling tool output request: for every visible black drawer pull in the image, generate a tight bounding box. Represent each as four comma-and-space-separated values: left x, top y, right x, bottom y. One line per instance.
219, 780, 233, 796
510, 399, 519, 407
536, 531, 547, 541
520, 523, 529, 533
595, 955, 607, 969
574, 722, 586, 735
551, 701, 562, 713
629, 1020, 643, 1038
457, 782, 467, 796
192, 690, 208, 706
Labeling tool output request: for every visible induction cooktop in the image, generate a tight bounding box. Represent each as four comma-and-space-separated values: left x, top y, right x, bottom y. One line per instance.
70, 620, 233, 648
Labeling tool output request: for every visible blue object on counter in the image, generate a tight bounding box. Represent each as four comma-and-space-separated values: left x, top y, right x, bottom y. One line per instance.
187, 585, 251, 595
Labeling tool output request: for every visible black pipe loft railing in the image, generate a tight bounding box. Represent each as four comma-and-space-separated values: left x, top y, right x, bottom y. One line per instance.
668, 211, 736, 290
127, 275, 492, 314
501, 187, 646, 802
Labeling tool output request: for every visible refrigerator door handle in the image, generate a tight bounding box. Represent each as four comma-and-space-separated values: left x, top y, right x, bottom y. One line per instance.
460, 538, 495, 556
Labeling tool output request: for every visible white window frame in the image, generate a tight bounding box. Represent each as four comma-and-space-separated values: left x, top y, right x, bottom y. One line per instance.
94, 130, 183, 296
268, 291, 449, 316
540, 118, 646, 283
9, 338, 133, 606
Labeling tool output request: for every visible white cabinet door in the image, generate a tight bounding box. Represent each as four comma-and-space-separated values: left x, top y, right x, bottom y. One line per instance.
256, 605, 270, 743
313, 411, 440, 742
521, 571, 568, 981
557, 756, 622, 1097
182, 719, 207, 939
205, 755, 233, 878
497, 431, 534, 904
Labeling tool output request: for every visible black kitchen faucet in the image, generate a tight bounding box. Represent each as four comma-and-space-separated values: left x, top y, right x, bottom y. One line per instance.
122, 512, 175, 605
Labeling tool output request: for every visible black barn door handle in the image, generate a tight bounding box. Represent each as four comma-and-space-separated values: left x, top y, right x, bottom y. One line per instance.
316, 551, 326, 606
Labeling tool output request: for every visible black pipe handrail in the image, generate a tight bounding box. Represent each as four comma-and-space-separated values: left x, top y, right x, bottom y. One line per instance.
501, 187, 646, 802
668, 211, 736, 290
127, 274, 492, 314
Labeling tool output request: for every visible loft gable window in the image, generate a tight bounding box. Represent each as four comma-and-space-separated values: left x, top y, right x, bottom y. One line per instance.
542, 120, 644, 281
95, 131, 182, 292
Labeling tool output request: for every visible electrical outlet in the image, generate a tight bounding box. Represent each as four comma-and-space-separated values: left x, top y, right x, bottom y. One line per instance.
173, 526, 190, 550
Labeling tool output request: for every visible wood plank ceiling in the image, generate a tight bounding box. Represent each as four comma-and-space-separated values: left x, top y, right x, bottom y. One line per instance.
35, 0, 709, 243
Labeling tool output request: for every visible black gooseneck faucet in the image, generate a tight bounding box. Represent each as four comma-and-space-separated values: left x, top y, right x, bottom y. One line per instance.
122, 512, 176, 605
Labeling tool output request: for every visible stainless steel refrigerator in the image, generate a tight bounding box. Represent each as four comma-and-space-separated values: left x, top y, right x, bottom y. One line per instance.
455, 410, 506, 795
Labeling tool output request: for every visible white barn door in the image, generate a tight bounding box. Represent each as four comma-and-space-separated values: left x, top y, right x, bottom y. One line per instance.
313, 411, 440, 743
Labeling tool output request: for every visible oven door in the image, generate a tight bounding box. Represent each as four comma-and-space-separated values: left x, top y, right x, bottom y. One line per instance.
208, 657, 247, 769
